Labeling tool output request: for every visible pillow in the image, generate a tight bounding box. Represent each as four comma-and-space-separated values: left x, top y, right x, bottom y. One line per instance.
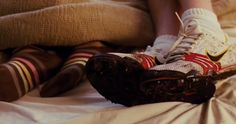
0, 0, 155, 50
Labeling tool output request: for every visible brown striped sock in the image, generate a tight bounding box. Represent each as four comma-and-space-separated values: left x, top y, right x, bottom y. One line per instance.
0, 45, 63, 102
40, 43, 113, 97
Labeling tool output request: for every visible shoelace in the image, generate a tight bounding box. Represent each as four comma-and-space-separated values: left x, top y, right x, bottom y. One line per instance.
164, 13, 203, 63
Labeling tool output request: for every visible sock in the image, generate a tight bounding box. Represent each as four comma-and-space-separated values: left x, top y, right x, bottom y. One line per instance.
40, 42, 113, 97
144, 35, 177, 63
0, 45, 63, 102
0, 52, 8, 64
181, 8, 225, 41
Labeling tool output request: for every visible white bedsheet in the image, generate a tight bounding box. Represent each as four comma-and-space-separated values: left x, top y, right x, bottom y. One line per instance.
1, 30, 236, 124
0, 80, 124, 124
1, 74, 236, 124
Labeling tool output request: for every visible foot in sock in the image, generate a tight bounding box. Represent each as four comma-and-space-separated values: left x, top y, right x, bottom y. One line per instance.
85, 35, 177, 106
140, 8, 236, 104
40, 41, 114, 97
0, 45, 63, 102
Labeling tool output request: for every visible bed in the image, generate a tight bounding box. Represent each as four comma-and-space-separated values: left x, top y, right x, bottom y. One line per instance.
1, 0, 236, 124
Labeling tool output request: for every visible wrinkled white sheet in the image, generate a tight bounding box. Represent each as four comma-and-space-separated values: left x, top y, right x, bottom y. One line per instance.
65, 75, 236, 124
0, 80, 124, 124
1, 32, 236, 123
1, 72, 236, 124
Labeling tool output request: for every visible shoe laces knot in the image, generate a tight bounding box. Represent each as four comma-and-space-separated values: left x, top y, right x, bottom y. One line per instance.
164, 13, 204, 63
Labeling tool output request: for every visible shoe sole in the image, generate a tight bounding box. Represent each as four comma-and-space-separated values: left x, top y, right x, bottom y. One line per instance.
140, 70, 216, 104
85, 54, 150, 106
215, 69, 236, 80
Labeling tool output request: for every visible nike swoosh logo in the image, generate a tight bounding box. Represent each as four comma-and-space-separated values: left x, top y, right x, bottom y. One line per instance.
206, 48, 228, 62
206, 34, 230, 62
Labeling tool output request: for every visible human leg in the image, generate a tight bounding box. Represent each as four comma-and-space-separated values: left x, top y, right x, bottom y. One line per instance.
40, 41, 114, 97
0, 45, 63, 102
179, 0, 213, 11
140, 0, 235, 104
148, 0, 179, 36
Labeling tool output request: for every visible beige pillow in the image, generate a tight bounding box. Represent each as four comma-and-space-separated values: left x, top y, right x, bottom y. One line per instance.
0, 0, 236, 50
0, 1, 155, 50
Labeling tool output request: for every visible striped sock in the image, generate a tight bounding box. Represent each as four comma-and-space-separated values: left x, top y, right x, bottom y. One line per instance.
40, 45, 111, 97
0, 46, 63, 102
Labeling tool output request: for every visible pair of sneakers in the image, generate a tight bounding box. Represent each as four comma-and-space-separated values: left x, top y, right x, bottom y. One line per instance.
85, 9, 236, 106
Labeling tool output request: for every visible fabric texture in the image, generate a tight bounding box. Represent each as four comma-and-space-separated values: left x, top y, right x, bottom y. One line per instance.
0, 0, 236, 124
0, 46, 63, 102
40, 41, 114, 97
0, 0, 236, 50
0, 0, 154, 50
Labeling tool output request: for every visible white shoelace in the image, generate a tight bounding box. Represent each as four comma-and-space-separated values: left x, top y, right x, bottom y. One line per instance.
164, 13, 204, 63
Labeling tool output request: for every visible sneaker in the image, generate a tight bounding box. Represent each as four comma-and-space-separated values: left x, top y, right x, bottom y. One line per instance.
85, 35, 177, 106
140, 9, 236, 104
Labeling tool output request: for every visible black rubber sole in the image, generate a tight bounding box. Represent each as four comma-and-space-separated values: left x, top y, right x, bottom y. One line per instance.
86, 54, 218, 105
140, 70, 216, 104
85, 54, 150, 106
215, 69, 236, 80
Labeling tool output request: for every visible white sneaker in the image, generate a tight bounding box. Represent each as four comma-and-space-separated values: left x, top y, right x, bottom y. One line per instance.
149, 9, 236, 78
108, 35, 177, 69
138, 9, 236, 104
85, 35, 177, 106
